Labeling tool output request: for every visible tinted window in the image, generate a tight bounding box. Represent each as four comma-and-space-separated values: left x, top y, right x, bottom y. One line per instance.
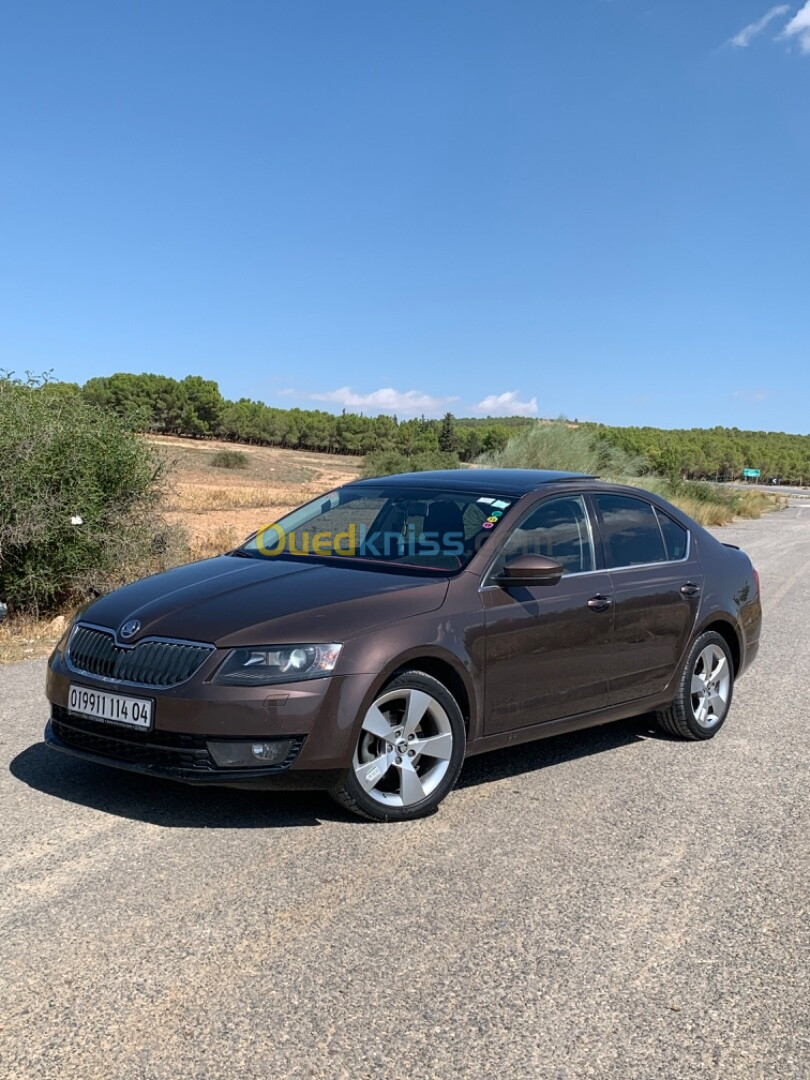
655, 510, 688, 561
594, 494, 666, 568
496, 495, 595, 575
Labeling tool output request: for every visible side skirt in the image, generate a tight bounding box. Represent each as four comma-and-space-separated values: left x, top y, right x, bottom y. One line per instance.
466, 691, 674, 758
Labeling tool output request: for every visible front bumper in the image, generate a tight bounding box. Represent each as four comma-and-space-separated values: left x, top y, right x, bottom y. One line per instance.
45, 715, 343, 790
45, 649, 380, 785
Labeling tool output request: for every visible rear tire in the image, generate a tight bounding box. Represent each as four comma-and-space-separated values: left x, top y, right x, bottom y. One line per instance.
330, 671, 466, 822
655, 630, 735, 741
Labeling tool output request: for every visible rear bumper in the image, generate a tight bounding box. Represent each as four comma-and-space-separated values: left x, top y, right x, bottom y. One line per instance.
739, 592, 763, 678
740, 635, 760, 676
44, 717, 343, 790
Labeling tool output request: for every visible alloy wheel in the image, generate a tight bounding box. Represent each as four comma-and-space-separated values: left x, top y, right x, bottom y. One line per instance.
690, 643, 731, 729
353, 687, 455, 808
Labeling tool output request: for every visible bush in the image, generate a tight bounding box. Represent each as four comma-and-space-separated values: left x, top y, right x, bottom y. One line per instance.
361, 449, 461, 479
641, 476, 784, 525
210, 449, 249, 470
0, 374, 183, 615
478, 419, 642, 477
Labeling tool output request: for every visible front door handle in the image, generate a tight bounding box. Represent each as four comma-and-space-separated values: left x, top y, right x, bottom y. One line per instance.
587, 594, 613, 612
680, 582, 701, 597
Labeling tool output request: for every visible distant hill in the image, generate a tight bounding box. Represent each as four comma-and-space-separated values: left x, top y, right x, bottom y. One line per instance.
46, 371, 810, 484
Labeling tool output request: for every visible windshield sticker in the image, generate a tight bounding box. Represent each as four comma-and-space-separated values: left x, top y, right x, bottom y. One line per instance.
480, 507, 508, 531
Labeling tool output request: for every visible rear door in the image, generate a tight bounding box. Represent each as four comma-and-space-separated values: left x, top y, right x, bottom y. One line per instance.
590, 493, 703, 705
482, 493, 614, 734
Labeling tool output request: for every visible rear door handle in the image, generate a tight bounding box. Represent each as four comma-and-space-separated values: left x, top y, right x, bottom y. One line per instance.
587, 594, 613, 612
680, 582, 701, 597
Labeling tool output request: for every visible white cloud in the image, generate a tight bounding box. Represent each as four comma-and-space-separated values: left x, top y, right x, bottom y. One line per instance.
730, 4, 789, 46
475, 390, 538, 417
732, 388, 771, 402
310, 386, 458, 415
780, 1, 810, 52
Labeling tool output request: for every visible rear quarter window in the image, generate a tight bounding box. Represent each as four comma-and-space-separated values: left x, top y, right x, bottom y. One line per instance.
655, 509, 689, 561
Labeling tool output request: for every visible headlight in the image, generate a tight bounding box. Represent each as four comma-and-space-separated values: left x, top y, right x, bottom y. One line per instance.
211, 643, 342, 686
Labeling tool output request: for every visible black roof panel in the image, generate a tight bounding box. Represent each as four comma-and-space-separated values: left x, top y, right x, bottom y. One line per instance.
349, 468, 597, 497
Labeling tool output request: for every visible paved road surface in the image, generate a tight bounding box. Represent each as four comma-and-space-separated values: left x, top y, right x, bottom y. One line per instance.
2, 505, 809, 1079
726, 481, 809, 498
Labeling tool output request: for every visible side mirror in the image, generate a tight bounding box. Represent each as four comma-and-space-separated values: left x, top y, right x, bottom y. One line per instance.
493, 554, 564, 588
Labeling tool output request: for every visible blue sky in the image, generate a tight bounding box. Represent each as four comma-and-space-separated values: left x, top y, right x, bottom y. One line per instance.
1, 1, 808, 432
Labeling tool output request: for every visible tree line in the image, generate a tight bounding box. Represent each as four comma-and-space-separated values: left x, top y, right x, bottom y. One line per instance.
78, 372, 513, 460
588, 423, 810, 485
45, 372, 810, 483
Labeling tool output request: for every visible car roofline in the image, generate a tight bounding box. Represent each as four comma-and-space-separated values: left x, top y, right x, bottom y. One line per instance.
345, 469, 598, 498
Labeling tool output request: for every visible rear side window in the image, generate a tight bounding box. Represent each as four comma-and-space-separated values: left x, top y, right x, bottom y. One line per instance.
594, 494, 666, 568
655, 509, 688, 561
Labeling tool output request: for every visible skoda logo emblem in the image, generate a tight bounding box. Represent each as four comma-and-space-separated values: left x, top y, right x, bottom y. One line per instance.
119, 619, 141, 641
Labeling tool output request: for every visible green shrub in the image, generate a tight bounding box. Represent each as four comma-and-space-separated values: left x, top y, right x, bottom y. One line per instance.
210, 449, 249, 470
361, 449, 461, 479
0, 374, 183, 615
641, 476, 784, 523
478, 419, 642, 478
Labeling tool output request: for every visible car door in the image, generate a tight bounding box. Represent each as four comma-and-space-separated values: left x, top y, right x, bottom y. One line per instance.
482, 493, 614, 735
589, 492, 703, 706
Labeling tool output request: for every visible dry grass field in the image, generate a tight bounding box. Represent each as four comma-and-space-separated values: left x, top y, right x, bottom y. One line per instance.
149, 435, 363, 561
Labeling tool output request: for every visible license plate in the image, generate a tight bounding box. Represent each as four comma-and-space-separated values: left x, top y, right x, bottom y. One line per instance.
67, 684, 154, 730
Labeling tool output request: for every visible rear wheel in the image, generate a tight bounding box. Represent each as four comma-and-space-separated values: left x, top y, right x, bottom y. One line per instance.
655, 630, 734, 740
330, 671, 466, 822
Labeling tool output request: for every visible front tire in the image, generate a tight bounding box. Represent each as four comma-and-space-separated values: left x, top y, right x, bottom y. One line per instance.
655, 631, 735, 741
330, 671, 466, 822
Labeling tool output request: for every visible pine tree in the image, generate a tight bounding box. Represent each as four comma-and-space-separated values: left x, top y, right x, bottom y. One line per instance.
438, 412, 458, 452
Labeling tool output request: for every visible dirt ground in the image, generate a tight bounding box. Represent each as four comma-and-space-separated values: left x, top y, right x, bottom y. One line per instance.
150, 435, 363, 559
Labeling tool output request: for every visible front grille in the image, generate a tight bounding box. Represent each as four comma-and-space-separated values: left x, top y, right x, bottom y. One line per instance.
67, 624, 213, 687
51, 708, 212, 770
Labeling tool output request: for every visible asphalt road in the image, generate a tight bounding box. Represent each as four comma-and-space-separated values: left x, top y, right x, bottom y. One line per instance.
2, 505, 809, 1080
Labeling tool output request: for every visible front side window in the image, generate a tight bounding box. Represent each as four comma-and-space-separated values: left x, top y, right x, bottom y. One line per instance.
493, 495, 595, 576
594, 493, 666, 568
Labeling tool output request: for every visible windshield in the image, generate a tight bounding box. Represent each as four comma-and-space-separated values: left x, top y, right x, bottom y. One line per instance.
237, 485, 515, 572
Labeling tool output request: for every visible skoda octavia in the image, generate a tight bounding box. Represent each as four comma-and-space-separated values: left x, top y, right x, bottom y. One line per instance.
45, 469, 762, 821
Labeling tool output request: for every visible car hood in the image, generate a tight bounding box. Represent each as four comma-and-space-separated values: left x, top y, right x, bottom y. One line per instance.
80, 556, 449, 646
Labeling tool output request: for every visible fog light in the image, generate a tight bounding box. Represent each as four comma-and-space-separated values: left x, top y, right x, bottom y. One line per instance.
251, 741, 287, 762
207, 738, 294, 768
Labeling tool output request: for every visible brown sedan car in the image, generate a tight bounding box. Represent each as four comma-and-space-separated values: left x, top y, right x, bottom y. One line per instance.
45, 469, 762, 821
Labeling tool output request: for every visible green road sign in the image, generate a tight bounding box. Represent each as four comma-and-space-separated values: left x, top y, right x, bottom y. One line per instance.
743, 468, 761, 478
